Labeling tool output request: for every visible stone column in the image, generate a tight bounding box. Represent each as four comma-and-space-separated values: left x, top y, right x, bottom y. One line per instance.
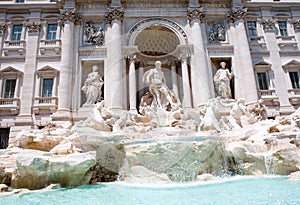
187, 8, 212, 107
52, 9, 80, 120
0, 24, 7, 52
19, 22, 41, 122
128, 55, 137, 111
106, 7, 124, 111
261, 18, 293, 113
179, 54, 192, 108
227, 8, 258, 104
170, 62, 179, 101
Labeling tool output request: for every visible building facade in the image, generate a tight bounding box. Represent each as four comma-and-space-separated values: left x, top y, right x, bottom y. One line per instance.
0, 0, 300, 146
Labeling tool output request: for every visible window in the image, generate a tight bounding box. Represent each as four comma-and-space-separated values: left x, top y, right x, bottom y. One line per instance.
257, 72, 269, 90
289, 72, 300, 89
278, 21, 288, 36
47, 24, 57, 40
50, 0, 56, 2
247, 21, 257, 37
12, 25, 22, 41
42, 78, 53, 97
4, 79, 16, 98
16, 0, 24, 2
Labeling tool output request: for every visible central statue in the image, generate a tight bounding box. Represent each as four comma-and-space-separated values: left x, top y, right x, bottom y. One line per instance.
142, 61, 178, 111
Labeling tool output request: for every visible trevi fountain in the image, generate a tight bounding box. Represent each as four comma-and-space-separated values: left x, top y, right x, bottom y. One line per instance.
1, 61, 300, 204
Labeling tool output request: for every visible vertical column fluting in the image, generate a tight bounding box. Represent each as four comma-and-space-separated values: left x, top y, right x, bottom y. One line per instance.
187, 8, 212, 107
56, 9, 80, 116
106, 7, 124, 111
261, 18, 293, 113
19, 22, 41, 116
128, 55, 137, 111
227, 8, 258, 104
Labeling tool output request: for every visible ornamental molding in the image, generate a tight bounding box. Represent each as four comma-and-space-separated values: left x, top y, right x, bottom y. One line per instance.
26, 22, 41, 33
0, 24, 7, 35
106, 7, 124, 24
126, 18, 188, 46
226, 7, 247, 23
187, 7, 205, 23
293, 19, 300, 31
260, 18, 276, 32
60, 9, 81, 25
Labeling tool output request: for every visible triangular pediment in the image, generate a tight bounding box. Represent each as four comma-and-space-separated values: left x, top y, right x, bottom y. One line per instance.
0, 66, 23, 73
253, 60, 272, 66
283, 60, 300, 68
37, 65, 59, 73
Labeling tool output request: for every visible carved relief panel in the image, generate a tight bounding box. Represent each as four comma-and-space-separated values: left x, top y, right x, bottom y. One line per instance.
83, 21, 105, 46
207, 20, 226, 43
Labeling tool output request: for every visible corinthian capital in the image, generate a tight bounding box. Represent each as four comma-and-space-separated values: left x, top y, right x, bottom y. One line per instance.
26, 22, 42, 33
187, 7, 205, 23
293, 19, 300, 31
0, 24, 7, 35
260, 18, 276, 32
227, 7, 247, 23
60, 9, 81, 25
106, 7, 124, 24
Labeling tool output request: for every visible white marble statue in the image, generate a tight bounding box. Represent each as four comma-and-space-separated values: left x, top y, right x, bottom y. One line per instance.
82, 65, 104, 105
143, 61, 177, 110
228, 98, 251, 129
214, 62, 233, 99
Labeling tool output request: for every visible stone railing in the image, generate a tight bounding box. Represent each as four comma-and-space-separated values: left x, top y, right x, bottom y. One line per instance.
276, 36, 298, 50
39, 39, 61, 55
3, 40, 26, 56
35, 96, 58, 104
0, 98, 20, 106
0, 98, 20, 115
33, 96, 57, 114
288, 88, 300, 105
258, 89, 277, 98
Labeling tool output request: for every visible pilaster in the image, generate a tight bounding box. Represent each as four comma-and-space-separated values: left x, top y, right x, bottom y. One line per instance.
261, 18, 293, 114
52, 8, 80, 121
105, 6, 124, 111
187, 7, 212, 108
128, 55, 137, 111
227, 7, 258, 104
19, 21, 41, 124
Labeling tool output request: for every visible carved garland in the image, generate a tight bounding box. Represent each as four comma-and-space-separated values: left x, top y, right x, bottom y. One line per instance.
260, 18, 276, 32
227, 7, 247, 23
0, 24, 7, 35
60, 9, 81, 25
106, 7, 124, 24
26, 22, 42, 33
187, 7, 205, 23
293, 19, 300, 31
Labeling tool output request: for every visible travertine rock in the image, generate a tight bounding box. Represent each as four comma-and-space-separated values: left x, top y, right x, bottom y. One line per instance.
11, 150, 96, 189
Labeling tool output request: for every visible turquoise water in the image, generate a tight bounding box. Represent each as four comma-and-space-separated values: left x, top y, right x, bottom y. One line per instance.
1, 176, 300, 205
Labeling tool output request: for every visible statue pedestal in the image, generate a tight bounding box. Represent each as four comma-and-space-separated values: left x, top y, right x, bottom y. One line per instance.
73, 104, 96, 122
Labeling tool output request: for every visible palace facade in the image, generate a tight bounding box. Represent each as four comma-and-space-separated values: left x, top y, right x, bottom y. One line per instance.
0, 0, 300, 146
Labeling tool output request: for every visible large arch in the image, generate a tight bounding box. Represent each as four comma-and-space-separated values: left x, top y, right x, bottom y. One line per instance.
127, 18, 188, 47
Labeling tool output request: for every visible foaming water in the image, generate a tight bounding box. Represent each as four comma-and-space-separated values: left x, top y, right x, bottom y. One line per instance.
1, 176, 300, 205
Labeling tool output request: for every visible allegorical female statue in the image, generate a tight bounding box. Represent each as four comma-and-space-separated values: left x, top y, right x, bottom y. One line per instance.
82, 65, 104, 105
213, 62, 233, 99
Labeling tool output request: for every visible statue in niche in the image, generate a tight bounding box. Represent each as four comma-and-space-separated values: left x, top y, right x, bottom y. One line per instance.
83, 22, 104, 45
82, 65, 104, 105
142, 61, 178, 111
213, 62, 233, 99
